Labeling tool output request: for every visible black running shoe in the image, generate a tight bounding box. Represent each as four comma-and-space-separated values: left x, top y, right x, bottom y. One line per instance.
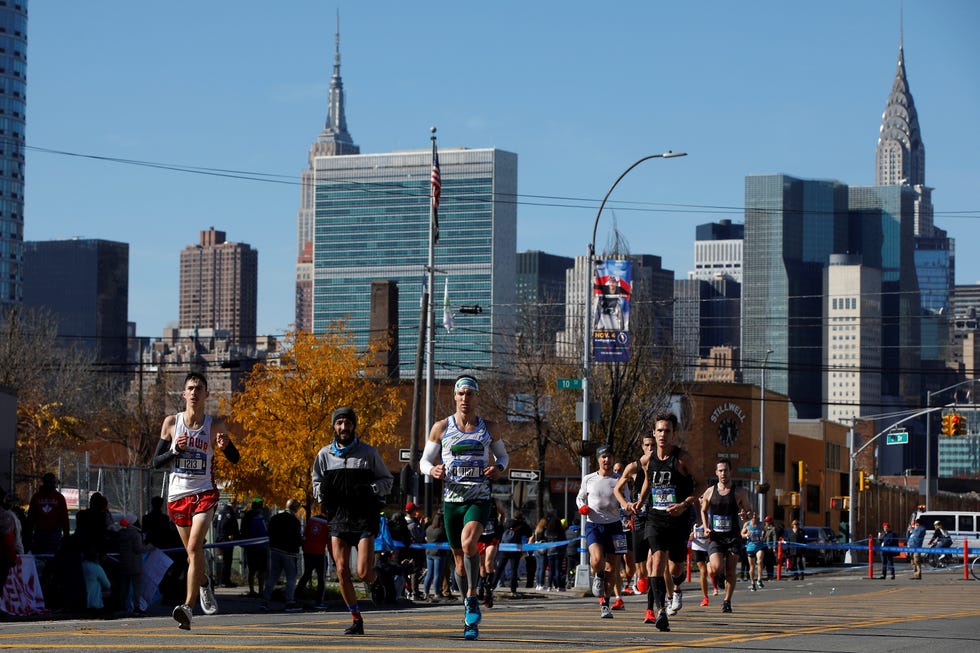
655, 609, 670, 632
344, 619, 364, 635
722, 600, 732, 613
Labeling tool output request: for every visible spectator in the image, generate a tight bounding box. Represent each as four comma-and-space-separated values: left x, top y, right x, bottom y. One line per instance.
81, 549, 111, 614
1, 489, 26, 554
762, 516, 778, 581
298, 507, 331, 606
788, 520, 806, 580
240, 498, 270, 598
75, 491, 111, 560
141, 496, 179, 554
543, 514, 567, 591
214, 499, 240, 587
27, 472, 69, 556
424, 509, 449, 601
114, 515, 144, 615
906, 518, 926, 580
878, 522, 898, 580
403, 504, 427, 600
0, 487, 17, 590
261, 499, 303, 612
492, 512, 532, 597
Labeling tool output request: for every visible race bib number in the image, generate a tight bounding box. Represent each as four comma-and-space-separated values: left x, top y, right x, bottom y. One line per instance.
651, 487, 676, 510
612, 532, 627, 555
712, 514, 733, 533
448, 461, 484, 483
175, 451, 207, 476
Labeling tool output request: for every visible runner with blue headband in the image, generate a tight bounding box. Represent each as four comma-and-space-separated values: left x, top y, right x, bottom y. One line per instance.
420, 373, 508, 640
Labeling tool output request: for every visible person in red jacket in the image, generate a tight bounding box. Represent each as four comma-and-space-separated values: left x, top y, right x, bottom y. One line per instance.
27, 472, 69, 556
298, 507, 331, 606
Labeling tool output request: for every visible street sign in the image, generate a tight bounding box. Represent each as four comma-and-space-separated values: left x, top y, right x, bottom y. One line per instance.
509, 469, 541, 482
885, 431, 909, 445
737, 466, 759, 473
557, 378, 583, 390
399, 449, 411, 462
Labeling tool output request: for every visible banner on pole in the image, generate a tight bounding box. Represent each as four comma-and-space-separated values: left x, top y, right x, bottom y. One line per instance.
592, 259, 632, 362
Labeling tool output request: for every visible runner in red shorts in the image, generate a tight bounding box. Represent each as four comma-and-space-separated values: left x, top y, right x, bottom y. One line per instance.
153, 372, 240, 630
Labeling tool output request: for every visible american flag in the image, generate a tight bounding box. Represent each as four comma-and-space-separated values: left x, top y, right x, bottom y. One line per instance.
430, 149, 441, 243
430, 150, 441, 210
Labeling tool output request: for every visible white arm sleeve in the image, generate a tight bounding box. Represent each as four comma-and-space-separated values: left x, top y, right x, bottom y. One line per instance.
419, 439, 441, 476
490, 438, 508, 470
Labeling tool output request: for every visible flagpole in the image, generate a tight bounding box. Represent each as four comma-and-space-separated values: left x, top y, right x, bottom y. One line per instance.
424, 127, 438, 516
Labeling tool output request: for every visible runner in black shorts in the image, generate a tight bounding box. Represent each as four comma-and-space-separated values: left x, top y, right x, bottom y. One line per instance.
614, 433, 655, 596
633, 412, 698, 632
700, 459, 752, 614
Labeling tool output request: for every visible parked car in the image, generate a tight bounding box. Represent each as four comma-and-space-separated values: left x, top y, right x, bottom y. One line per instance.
800, 526, 841, 566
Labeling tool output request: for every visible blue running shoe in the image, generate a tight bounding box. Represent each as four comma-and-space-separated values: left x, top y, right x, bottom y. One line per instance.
463, 621, 479, 640
464, 596, 482, 626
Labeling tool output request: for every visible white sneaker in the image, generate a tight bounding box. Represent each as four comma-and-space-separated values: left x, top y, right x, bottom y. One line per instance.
199, 575, 218, 615
669, 589, 682, 615
600, 603, 613, 619
591, 575, 604, 598
534, 584, 545, 591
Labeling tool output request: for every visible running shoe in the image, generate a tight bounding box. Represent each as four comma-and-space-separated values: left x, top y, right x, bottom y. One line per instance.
622, 585, 635, 596
611, 597, 625, 610
344, 619, 364, 635
464, 596, 482, 626
712, 587, 719, 596
369, 578, 385, 604
758, 579, 765, 589
644, 608, 656, 624
722, 600, 732, 613
636, 577, 649, 594
199, 575, 218, 615
463, 621, 479, 640
591, 574, 604, 598
600, 603, 613, 619
485, 590, 494, 609
284, 602, 302, 613
750, 581, 757, 591
669, 589, 682, 614
700, 596, 709, 607
655, 609, 670, 632
172, 604, 192, 630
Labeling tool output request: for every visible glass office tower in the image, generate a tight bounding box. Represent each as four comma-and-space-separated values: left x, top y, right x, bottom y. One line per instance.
312, 147, 517, 378
0, 2, 26, 309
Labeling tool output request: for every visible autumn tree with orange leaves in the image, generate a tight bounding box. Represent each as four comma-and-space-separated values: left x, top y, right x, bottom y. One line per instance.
221, 327, 404, 509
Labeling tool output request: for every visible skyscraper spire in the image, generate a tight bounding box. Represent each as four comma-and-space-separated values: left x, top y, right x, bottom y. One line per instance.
320, 11, 355, 147
875, 17, 924, 187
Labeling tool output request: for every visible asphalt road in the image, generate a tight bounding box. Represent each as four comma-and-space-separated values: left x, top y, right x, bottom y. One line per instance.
1, 565, 977, 652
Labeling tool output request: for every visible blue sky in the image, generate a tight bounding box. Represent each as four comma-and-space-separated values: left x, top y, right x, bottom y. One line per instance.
24, 1, 980, 338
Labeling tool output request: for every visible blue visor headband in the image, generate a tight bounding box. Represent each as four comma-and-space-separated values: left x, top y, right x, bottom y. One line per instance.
455, 377, 479, 393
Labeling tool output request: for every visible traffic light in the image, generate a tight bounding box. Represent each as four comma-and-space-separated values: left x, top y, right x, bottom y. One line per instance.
830, 496, 849, 510
953, 413, 968, 436
941, 413, 954, 436
858, 470, 868, 491
796, 460, 806, 487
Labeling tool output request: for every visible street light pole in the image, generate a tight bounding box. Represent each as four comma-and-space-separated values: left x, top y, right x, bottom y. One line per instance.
758, 348, 773, 519
576, 150, 687, 589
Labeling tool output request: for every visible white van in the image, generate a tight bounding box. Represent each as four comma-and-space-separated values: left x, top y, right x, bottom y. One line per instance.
911, 510, 980, 550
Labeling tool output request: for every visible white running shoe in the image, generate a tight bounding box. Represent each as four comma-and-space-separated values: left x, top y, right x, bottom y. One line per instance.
669, 588, 683, 615
199, 576, 218, 615
591, 575, 604, 598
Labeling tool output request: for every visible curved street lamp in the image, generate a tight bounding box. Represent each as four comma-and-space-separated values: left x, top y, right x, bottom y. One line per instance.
575, 150, 687, 587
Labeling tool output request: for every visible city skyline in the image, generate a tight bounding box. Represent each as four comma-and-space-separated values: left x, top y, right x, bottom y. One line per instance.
23, 1, 980, 338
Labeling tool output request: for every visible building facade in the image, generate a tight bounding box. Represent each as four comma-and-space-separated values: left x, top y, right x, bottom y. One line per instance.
516, 250, 573, 356
23, 239, 129, 365
179, 228, 258, 347
311, 147, 517, 378
690, 219, 743, 283
742, 174, 849, 419
823, 254, 882, 425
0, 1, 26, 309
295, 23, 360, 332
